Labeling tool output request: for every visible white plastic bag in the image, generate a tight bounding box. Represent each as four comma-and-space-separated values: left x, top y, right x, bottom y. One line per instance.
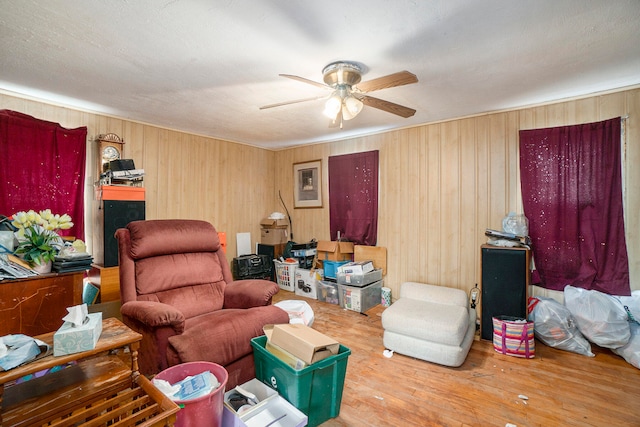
528, 297, 594, 356
274, 300, 314, 326
564, 285, 630, 348
613, 322, 640, 369
502, 212, 529, 236
616, 290, 640, 323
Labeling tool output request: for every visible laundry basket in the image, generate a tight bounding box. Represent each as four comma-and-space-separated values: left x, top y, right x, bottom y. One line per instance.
274, 259, 297, 292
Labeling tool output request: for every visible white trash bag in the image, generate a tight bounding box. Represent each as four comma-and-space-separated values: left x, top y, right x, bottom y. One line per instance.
613, 322, 640, 370
502, 212, 529, 236
528, 296, 594, 357
564, 285, 630, 349
274, 300, 314, 326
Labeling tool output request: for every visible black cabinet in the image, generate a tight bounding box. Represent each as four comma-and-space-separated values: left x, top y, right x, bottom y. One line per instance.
480, 245, 530, 340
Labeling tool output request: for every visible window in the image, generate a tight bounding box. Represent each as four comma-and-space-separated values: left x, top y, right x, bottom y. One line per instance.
519, 117, 630, 295
328, 150, 379, 245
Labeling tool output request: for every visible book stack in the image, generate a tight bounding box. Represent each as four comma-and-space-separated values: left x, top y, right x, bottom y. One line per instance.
53, 253, 94, 273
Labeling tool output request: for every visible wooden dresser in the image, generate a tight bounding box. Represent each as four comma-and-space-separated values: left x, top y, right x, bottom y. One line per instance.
0, 271, 83, 337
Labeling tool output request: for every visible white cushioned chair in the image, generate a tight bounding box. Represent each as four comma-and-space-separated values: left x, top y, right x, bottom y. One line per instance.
381, 282, 476, 367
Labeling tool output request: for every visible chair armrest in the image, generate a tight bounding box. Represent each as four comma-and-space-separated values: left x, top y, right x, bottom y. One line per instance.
224, 279, 281, 309
120, 301, 186, 334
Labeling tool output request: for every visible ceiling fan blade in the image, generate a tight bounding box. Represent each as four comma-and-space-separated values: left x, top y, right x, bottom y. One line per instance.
355, 71, 418, 93
259, 95, 326, 110
280, 74, 329, 90
359, 94, 416, 118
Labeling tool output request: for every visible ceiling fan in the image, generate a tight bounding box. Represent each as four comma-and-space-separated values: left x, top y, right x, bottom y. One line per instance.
260, 61, 419, 128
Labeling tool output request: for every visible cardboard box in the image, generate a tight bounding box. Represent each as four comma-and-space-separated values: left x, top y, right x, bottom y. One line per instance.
294, 268, 321, 299
266, 340, 308, 370
260, 217, 289, 245
268, 324, 339, 365
53, 312, 102, 356
316, 241, 354, 262
260, 218, 289, 229
264, 325, 308, 369
260, 228, 288, 245
337, 260, 375, 275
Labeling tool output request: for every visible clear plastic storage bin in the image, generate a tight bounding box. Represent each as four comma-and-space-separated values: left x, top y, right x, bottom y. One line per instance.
338, 280, 383, 313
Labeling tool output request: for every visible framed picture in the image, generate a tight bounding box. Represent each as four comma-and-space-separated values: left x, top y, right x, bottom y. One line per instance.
293, 160, 323, 208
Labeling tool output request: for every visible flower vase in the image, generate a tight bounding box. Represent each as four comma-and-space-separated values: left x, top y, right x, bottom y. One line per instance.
32, 260, 53, 274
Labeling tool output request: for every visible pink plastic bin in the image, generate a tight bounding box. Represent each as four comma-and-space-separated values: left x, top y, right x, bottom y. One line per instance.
155, 361, 229, 427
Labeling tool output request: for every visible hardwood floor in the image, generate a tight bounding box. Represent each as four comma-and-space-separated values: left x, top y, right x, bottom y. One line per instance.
272, 290, 640, 427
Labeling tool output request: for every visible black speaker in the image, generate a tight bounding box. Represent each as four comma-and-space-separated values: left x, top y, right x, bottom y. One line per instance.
103, 200, 145, 267
257, 243, 285, 282
481, 245, 530, 340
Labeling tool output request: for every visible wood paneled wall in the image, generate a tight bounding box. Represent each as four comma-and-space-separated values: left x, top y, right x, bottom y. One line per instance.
274, 88, 640, 300
0, 93, 276, 261
2, 87, 638, 301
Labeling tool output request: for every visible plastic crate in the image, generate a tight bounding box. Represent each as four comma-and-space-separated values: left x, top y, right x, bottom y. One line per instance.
274, 259, 297, 292
338, 280, 383, 313
251, 335, 351, 427
317, 280, 340, 305
336, 268, 383, 287
322, 260, 349, 279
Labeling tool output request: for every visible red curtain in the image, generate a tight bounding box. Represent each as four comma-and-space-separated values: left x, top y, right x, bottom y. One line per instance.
519, 117, 630, 295
328, 150, 379, 245
0, 110, 87, 240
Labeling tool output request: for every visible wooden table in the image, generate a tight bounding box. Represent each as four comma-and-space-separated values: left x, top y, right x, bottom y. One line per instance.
0, 271, 83, 336
0, 317, 179, 427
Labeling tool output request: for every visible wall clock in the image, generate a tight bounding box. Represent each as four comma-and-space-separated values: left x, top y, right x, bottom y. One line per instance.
96, 133, 125, 177
102, 145, 121, 162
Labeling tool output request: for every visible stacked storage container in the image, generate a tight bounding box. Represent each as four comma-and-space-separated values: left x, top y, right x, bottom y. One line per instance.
336, 261, 383, 313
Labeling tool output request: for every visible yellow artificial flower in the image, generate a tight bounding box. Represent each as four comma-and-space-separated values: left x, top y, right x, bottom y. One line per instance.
11, 209, 73, 233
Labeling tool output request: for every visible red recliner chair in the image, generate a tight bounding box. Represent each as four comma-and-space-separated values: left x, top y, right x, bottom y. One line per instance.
116, 219, 289, 388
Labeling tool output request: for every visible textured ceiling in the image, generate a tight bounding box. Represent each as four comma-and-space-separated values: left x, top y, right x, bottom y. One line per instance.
1, 0, 639, 149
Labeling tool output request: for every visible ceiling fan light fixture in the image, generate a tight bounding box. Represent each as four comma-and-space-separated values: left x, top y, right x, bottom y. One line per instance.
323, 92, 342, 118
342, 96, 363, 120
322, 61, 363, 87
262, 61, 418, 122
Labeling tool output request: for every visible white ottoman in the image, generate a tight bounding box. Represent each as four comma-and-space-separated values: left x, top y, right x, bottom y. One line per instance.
381, 282, 476, 367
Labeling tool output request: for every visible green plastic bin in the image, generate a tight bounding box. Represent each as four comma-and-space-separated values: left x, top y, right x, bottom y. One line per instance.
250, 335, 351, 427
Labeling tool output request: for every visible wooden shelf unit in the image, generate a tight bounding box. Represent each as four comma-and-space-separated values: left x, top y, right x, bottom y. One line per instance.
0, 317, 179, 427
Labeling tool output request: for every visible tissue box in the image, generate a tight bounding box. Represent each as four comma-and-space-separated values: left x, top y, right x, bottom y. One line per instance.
53, 312, 103, 356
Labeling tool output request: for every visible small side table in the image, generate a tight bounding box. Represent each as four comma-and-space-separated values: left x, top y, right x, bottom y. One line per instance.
0, 317, 179, 426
